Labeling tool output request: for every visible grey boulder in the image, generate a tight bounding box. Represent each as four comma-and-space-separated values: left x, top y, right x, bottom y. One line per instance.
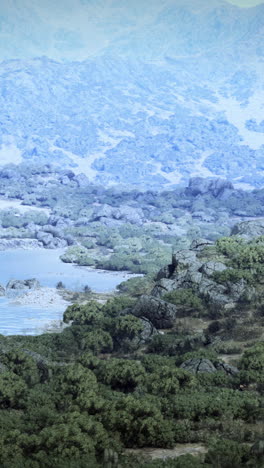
132, 295, 178, 329
231, 219, 264, 240
6, 278, 40, 290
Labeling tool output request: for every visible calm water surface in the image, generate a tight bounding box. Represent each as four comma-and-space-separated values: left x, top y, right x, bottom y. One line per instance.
0, 249, 134, 336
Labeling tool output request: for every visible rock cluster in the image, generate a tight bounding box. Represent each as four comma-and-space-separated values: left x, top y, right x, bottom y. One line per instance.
132, 295, 178, 329
186, 177, 234, 199
180, 358, 238, 375
0, 278, 41, 296
6, 279, 40, 290
231, 219, 264, 240
152, 243, 249, 307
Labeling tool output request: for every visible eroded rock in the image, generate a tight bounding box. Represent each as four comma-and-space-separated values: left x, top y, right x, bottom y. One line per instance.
132, 295, 178, 329
6, 278, 40, 290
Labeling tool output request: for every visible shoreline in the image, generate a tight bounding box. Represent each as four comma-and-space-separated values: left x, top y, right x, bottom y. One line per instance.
10, 287, 69, 309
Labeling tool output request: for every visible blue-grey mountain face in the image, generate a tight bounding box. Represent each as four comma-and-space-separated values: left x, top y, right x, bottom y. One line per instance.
0, 0, 264, 189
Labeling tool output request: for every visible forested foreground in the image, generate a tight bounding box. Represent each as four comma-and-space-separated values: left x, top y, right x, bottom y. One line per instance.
1, 233, 264, 467
0, 305, 263, 466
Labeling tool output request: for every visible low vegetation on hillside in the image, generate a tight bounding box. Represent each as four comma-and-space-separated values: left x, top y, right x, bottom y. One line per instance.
0, 230, 263, 467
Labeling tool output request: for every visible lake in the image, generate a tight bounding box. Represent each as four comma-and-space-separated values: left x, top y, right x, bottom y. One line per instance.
0, 248, 136, 336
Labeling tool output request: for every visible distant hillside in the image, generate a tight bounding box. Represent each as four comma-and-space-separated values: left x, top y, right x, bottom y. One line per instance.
0, 0, 264, 188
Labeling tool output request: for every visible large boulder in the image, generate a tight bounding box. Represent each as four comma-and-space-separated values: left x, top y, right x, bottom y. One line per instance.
132, 295, 178, 329
199, 277, 229, 305
215, 362, 239, 376
226, 279, 247, 300
130, 317, 159, 349
91, 204, 114, 221
113, 205, 145, 225
6, 278, 40, 290
36, 230, 68, 248
37, 231, 54, 246
171, 250, 199, 274
231, 219, 264, 240
181, 358, 239, 376
91, 204, 144, 225
200, 261, 227, 277
152, 278, 177, 297
74, 173, 89, 187
180, 358, 217, 374
187, 177, 234, 198
0, 284, 5, 296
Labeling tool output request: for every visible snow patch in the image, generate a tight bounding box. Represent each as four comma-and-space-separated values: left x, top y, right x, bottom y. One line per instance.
215, 93, 264, 149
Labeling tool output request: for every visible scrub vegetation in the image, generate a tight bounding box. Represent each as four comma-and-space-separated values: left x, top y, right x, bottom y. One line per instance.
0, 229, 263, 467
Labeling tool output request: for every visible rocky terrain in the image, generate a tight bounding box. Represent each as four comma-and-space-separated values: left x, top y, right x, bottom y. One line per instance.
1, 163, 264, 276
121, 218, 264, 360
1, 0, 264, 188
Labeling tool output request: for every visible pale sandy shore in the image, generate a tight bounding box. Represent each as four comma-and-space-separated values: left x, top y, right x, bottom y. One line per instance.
11, 287, 69, 309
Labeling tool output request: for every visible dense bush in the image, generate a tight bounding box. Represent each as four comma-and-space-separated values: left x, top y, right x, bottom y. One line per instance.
163, 289, 204, 316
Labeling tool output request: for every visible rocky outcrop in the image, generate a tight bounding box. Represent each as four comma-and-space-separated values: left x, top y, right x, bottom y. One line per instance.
74, 173, 90, 188
91, 204, 145, 225
129, 317, 159, 349
6, 278, 40, 290
198, 277, 229, 305
215, 362, 239, 376
190, 238, 214, 251
180, 358, 238, 376
231, 219, 264, 240
132, 295, 178, 329
186, 177, 234, 199
152, 237, 250, 307
200, 261, 227, 277
180, 358, 217, 374
36, 230, 68, 248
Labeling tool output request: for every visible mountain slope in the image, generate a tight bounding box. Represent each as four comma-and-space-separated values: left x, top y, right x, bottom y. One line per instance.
0, 0, 264, 188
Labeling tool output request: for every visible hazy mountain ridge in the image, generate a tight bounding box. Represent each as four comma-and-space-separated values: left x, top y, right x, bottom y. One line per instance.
1, 0, 263, 61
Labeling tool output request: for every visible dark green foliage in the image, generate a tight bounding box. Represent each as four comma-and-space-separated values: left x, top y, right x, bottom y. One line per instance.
117, 276, 153, 296
80, 330, 113, 354
1, 235, 264, 467
140, 455, 205, 467
205, 439, 251, 468
215, 236, 264, 284
163, 289, 204, 315
110, 315, 144, 340
97, 359, 146, 392
63, 301, 103, 325
102, 395, 175, 448
238, 342, 264, 387
0, 371, 27, 408
213, 268, 253, 285
144, 366, 195, 395
101, 296, 136, 317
